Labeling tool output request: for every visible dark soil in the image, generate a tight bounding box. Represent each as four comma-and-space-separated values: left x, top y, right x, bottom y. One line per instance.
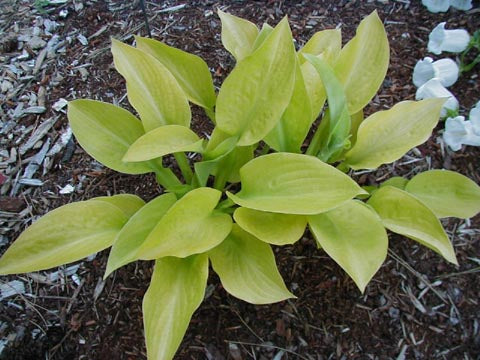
1, 1, 480, 359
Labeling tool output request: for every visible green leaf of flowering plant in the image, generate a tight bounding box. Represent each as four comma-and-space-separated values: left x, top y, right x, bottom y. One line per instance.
298, 28, 342, 65
227, 153, 366, 215
334, 10, 389, 114
218, 10, 259, 61
143, 254, 208, 360
209, 224, 295, 304
368, 186, 458, 265
308, 200, 388, 293
68, 100, 152, 174
304, 54, 351, 162
264, 60, 313, 153
0, 199, 130, 275
344, 98, 445, 170
92, 194, 145, 218
379, 176, 408, 190
123, 125, 204, 162
105, 193, 177, 278
136, 188, 232, 259
234, 207, 307, 245
135, 36, 216, 112
215, 17, 296, 146
252, 23, 274, 51
111, 38, 191, 132
297, 29, 342, 121
405, 170, 480, 219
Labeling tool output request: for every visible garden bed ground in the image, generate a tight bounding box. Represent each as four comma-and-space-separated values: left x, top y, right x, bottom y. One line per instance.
0, 0, 479, 359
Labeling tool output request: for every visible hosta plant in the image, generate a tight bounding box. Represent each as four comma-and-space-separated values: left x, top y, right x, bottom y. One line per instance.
2, 10, 480, 360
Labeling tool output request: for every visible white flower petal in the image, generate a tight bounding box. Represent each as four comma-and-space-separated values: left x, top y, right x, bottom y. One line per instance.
416, 78, 459, 117
443, 116, 468, 151
413, 57, 435, 88
450, 0, 472, 10
433, 58, 459, 87
428, 22, 470, 55
422, 0, 450, 13
469, 101, 480, 135
462, 121, 480, 147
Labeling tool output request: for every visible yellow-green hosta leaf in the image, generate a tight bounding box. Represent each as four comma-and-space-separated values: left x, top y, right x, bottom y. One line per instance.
405, 170, 480, 219
123, 125, 204, 162
105, 193, 177, 278
252, 23, 274, 51
135, 36, 216, 111
92, 194, 145, 218
264, 60, 313, 153
304, 54, 351, 162
234, 208, 306, 245
111, 39, 190, 132
334, 11, 389, 114
215, 17, 296, 146
368, 186, 457, 265
0, 200, 128, 275
209, 224, 295, 304
349, 109, 364, 147
308, 200, 388, 293
136, 188, 232, 259
300, 60, 326, 121
298, 28, 342, 65
218, 10, 259, 61
345, 99, 445, 170
227, 153, 366, 215
68, 100, 151, 174
380, 176, 408, 190
143, 254, 208, 360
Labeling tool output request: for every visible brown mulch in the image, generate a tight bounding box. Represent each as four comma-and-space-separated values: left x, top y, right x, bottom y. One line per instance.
0, 1, 479, 359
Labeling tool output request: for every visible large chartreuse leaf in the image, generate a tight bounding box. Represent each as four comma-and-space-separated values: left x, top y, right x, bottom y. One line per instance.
308, 200, 388, 292
209, 224, 294, 304
111, 39, 190, 132
215, 17, 296, 146
91, 194, 145, 218
104, 193, 177, 277
344, 99, 445, 170
298, 28, 342, 65
252, 23, 274, 51
405, 170, 480, 219
135, 36, 216, 111
301, 60, 326, 121
123, 125, 204, 162
227, 153, 366, 214
143, 254, 208, 360
264, 60, 313, 153
0, 200, 128, 275
304, 54, 351, 162
380, 176, 408, 190
368, 186, 457, 265
234, 208, 306, 245
218, 10, 258, 61
334, 11, 389, 114
68, 100, 152, 174
136, 188, 232, 259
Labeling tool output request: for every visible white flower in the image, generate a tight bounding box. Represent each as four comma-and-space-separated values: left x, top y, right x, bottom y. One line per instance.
450, 0, 472, 10
416, 78, 459, 117
422, 0, 450, 13
443, 116, 480, 150
444, 116, 469, 151
469, 101, 480, 135
412, 57, 459, 88
428, 22, 470, 55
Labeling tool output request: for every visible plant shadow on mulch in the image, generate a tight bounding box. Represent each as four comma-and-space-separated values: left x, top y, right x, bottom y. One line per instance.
0, 1, 479, 359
